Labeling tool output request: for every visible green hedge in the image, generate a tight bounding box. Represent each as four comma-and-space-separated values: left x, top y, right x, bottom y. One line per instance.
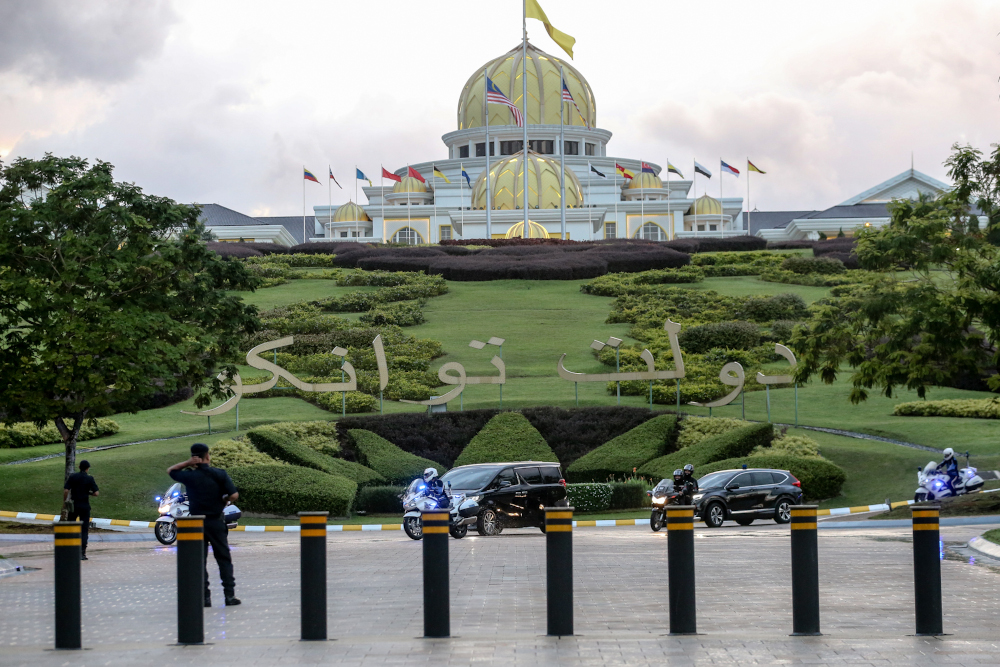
697, 455, 846, 501
347, 429, 443, 485
453, 412, 558, 467
678, 321, 761, 353
566, 414, 678, 482
759, 269, 868, 287
246, 427, 385, 486
355, 485, 405, 514
780, 255, 846, 275
566, 483, 612, 512
0, 418, 120, 449
893, 398, 1000, 419
609, 480, 650, 509
229, 465, 357, 516
638, 423, 774, 480
254, 420, 340, 455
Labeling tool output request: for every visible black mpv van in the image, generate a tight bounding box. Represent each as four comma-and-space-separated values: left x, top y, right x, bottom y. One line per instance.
441, 461, 567, 536
694, 468, 804, 527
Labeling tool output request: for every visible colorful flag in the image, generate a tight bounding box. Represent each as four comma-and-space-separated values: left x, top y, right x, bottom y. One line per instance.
721, 160, 740, 177
461, 165, 472, 188
748, 160, 766, 174
329, 167, 342, 189
641, 162, 655, 174
525, 0, 576, 59
589, 162, 606, 178
381, 167, 401, 183
356, 168, 372, 186
303, 167, 320, 184
667, 162, 684, 178
615, 162, 634, 179
432, 166, 451, 183
408, 166, 426, 183
694, 161, 712, 178
561, 78, 589, 128
486, 76, 524, 127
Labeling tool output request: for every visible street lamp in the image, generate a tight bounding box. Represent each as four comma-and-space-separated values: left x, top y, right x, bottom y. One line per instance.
591, 337, 623, 405
332, 346, 348, 417
470, 336, 505, 408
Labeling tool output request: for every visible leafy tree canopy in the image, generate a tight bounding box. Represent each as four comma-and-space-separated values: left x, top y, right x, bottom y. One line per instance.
0, 155, 260, 476
793, 143, 1000, 403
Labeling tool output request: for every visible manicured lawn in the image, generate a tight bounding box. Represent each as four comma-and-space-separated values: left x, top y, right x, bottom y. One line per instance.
230, 278, 381, 311
983, 529, 1000, 545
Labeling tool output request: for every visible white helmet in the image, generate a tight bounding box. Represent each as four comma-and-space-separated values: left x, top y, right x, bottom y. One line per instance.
943, 448, 954, 461
422, 467, 438, 482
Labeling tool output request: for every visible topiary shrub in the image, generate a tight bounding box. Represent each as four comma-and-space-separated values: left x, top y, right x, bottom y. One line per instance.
453, 412, 559, 467
676, 416, 752, 449
697, 455, 846, 501
678, 321, 761, 353
355, 485, 405, 514
566, 483, 612, 512
210, 437, 284, 469
254, 420, 340, 455
769, 320, 800, 343
737, 293, 810, 322
347, 429, 443, 485
609, 480, 651, 509
893, 398, 1000, 419
0, 418, 120, 448
229, 465, 357, 516
754, 434, 821, 458
780, 255, 846, 275
246, 427, 385, 486
566, 414, 678, 482
638, 423, 775, 480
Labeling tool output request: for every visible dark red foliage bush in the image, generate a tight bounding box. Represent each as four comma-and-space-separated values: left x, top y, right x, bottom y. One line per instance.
812, 238, 857, 256
766, 240, 816, 250
207, 242, 263, 258
823, 251, 860, 270
440, 237, 578, 247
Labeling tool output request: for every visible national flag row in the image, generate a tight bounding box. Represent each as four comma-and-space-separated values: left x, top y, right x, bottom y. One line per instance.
304, 165, 472, 189
610, 159, 766, 181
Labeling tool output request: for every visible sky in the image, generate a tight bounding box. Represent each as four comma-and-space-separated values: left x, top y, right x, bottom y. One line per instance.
1, 0, 997, 216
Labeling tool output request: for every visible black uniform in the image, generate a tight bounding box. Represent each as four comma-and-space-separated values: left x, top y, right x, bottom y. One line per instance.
169, 464, 238, 600
64, 472, 99, 555
683, 472, 699, 494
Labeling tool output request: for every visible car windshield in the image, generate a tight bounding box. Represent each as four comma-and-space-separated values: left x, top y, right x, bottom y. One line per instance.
441, 467, 499, 490
696, 472, 733, 490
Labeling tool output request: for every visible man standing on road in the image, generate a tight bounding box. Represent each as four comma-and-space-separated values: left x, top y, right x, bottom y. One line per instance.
166, 443, 241, 607
63, 460, 99, 560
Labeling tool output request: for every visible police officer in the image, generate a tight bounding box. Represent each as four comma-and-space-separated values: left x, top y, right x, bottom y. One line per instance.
63, 460, 99, 560
936, 447, 960, 491
166, 443, 241, 607
682, 463, 699, 494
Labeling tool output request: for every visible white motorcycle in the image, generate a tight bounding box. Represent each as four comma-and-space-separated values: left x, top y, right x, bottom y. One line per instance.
154, 483, 242, 545
914, 453, 984, 502
400, 479, 478, 541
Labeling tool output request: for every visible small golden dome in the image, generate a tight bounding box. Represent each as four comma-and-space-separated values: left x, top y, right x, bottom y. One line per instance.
332, 201, 370, 222
505, 220, 550, 239
689, 194, 723, 216
471, 152, 583, 210
392, 176, 427, 194
457, 42, 596, 130
627, 172, 663, 190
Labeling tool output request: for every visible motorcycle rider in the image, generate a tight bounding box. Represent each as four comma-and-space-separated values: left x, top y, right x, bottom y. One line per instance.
422, 467, 449, 509
673, 469, 696, 505
936, 448, 960, 491
682, 463, 698, 494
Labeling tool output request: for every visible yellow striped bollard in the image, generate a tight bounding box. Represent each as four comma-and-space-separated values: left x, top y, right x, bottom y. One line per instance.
911, 504, 942, 635
53, 521, 82, 649
421, 510, 450, 638
667, 505, 696, 635
299, 512, 328, 640
175, 516, 205, 645
789, 505, 821, 635
544, 507, 574, 636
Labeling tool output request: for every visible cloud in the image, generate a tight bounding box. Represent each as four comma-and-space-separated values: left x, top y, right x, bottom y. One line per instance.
0, 1, 177, 83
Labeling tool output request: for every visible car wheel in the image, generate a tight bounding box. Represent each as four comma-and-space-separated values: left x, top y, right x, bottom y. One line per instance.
704, 502, 725, 528
774, 499, 793, 524
449, 524, 468, 539
477, 509, 502, 536
154, 522, 177, 545
403, 516, 423, 540
734, 517, 754, 526
650, 511, 664, 532
914, 491, 928, 502
539, 523, 546, 534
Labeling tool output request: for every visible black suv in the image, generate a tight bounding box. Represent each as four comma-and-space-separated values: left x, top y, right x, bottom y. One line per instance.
694, 468, 803, 527
440, 461, 567, 536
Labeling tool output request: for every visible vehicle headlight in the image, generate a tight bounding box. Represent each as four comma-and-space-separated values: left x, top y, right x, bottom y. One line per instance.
158, 504, 170, 515
465, 495, 481, 502
692, 494, 704, 502
652, 495, 666, 505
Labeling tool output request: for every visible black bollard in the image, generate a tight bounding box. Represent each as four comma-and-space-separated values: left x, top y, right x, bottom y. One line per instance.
667, 506, 697, 635
421, 510, 450, 638
545, 507, 574, 636
912, 504, 943, 636
299, 511, 328, 641
789, 505, 821, 636
53, 521, 82, 650
176, 516, 205, 645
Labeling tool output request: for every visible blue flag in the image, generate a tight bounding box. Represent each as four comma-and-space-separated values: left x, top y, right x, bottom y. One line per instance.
461, 168, 472, 188
356, 168, 372, 186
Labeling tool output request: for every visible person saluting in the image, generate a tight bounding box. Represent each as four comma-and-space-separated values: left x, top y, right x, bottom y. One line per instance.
166, 443, 241, 607
63, 460, 99, 560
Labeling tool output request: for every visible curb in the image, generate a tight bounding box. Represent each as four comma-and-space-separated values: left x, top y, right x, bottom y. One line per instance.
968, 535, 1000, 558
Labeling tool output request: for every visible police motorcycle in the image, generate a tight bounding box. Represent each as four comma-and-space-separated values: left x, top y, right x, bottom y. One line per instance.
401, 469, 479, 541
647, 471, 690, 532
153, 483, 242, 545
914, 451, 984, 502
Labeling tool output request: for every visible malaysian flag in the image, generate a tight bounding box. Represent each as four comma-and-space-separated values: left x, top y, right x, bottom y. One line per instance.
486, 76, 524, 127
561, 78, 589, 129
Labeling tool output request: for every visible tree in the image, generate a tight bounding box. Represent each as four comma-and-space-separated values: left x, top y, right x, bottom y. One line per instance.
0, 155, 260, 478
793, 142, 1000, 402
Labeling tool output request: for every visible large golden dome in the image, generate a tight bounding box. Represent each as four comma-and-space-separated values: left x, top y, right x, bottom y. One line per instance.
505, 220, 550, 239
392, 176, 427, 194
457, 42, 596, 130
689, 194, 723, 216
627, 172, 663, 190
471, 152, 583, 210
332, 201, 370, 222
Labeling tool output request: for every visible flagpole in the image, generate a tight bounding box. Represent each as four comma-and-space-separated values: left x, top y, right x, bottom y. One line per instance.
302, 166, 306, 246
522, 0, 529, 239
666, 160, 671, 240
693, 158, 697, 238
406, 164, 411, 236
587, 162, 592, 239
614, 171, 618, 239
484, 67, 492, 240
381, 167, 385, 243
355, 165, 359, 243
640, 160, 645, 239
746, 158, 751, 234
559, 66, 566, 240
432, 169, 437, 244
719, 158, 724, 237
460, 162, 465, 233
327, 166, 332, 239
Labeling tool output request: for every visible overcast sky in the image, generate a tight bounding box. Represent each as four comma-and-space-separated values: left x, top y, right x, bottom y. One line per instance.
2, 0, 997, 216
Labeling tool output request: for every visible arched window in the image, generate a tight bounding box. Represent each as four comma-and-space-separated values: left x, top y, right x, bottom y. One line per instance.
636, 222, 666, 241
391, 227, 423, 245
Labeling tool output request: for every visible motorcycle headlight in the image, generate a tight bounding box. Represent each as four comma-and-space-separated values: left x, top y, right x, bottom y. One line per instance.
158, 504, 170, 514
652, 496, 666, 505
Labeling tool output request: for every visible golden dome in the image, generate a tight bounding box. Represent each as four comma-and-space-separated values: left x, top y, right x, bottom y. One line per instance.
471, 152, 583, 210
505, 220, 550, 239
392, 176, 427, 194
627, 172, 663, 190
332, 201, 370, 222
689, 194, 723, 216
457, 42, 596, 130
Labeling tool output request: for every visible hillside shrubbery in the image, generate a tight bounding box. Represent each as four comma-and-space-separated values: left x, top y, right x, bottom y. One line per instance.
229, 465, 357, 516
638, 423, 775, 479
347, 429, 443, 485
0, 418, 119, 448
453, 412, 559, 466
246, 427, 386, 485
566, 414, 678, 482
894, 398, 1000, 419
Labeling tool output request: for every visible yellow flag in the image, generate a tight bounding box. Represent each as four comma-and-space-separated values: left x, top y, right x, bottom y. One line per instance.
525, 0, 575, 59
